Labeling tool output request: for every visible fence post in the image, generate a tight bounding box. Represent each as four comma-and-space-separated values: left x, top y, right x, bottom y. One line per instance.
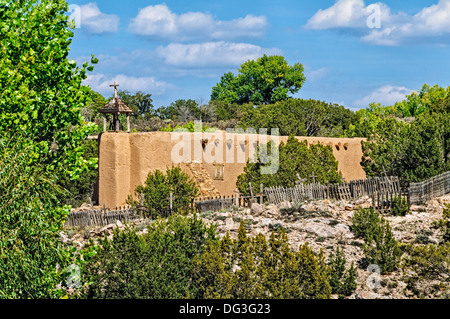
260, 183, 264, 204
234, 188, 239, 208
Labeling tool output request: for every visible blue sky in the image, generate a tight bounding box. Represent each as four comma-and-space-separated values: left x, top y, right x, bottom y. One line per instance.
68, 0, 450, 110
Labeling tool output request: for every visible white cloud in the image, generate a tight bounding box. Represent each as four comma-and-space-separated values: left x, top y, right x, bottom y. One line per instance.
306, 0, 450, 46
305, 67, 331, 82
305, 0, 368, 30
155, 41, 282, 67
353, 85, 413, 107
70, 3, 120, 34
128, 4, 268, 41
84, 74, 175, 96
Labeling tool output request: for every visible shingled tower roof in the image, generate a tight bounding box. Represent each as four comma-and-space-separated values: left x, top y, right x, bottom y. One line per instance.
99, 81, 133, 115
100, 81, 133, 133
99, 97, 134, 114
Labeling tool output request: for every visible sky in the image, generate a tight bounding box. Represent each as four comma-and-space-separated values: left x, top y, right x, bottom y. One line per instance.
67, 0, 450, 111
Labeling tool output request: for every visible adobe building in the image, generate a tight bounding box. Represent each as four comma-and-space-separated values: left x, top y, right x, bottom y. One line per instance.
97, 130, 367, 208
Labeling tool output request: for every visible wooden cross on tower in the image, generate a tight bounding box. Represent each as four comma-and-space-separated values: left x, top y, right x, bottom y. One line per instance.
110, 81, 119, 98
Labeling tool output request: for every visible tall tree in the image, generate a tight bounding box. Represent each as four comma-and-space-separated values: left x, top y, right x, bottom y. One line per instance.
394, 84, 450, 118
211, 55, 306, 105
239, 98, 356, 137
117, 90, 154, 120
0, 0, 98, 179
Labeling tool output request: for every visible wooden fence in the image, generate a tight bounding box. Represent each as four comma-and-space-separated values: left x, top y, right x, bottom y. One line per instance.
408, 171, 450, 205
64, 205, 141, 228
65, 172, 450, 226
195, 190, 266, 213
264, 176, 401, 204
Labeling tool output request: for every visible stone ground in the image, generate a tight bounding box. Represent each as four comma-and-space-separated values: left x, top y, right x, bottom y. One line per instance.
63, 194, 450, 299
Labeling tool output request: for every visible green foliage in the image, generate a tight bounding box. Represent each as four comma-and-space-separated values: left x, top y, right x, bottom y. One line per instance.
117, 90, 154, 120
401, 243, 450, 297
156, 99, 201, 122
0, 0, 98, 179
57, 139, 99, 207
351, 208, 402, 275
328, 246, 357, 297
402, 243, 450, 281
127, 166, 199, 218
81, 215, 218, 298
391, 195, 409, 216
237, 136, 342, 195
207, 100, 254, 122
360, 111, 450, 182
0, 132, 72, 298
81, 86, 107, 122
345, 103, 401, 138
394, 84, 450, 117
400, 112, 450, 182
239, 98, 356, 137
160, 120, 216, 133
435, 204, 450, 243
191, 222, 332, 299
360, 117, 409, 178
350, 207, 382, 239
211, 55, 306, 105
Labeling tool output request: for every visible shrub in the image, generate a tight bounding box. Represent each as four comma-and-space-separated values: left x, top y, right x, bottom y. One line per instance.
436, 204, 450, 243
351, 208, 402, 275
391, 195, 409, 216
81, 214, 217, 299
191, 222, 332, 299
401, 243, 450, 297
127, 166, 199, 218
328, 246, 357, 297
350, 207, 382, 239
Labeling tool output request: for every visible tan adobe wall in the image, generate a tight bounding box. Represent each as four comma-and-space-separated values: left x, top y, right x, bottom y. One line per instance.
98, 131, 367, 208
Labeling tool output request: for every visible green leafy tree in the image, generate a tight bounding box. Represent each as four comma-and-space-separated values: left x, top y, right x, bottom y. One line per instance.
345, 103, 400, 138
117, 90, 154, 120
361, 111, 450, 182
400, 112, 450, 182
205, 100, 254, 122
0, 0, 98, 180
80, 86, 106, 122
211, 55, 306, 105
240, 99, 356, 137
0, 132, 72, 298
57, 139, 99, 207
394, 84, 450, 117
237, 136, 342, 195
127, 166, 199, 218
360, 117, 409, 179
157, 99, 202, 122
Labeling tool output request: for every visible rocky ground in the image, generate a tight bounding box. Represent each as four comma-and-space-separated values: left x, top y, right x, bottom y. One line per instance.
62, 194, 450, 299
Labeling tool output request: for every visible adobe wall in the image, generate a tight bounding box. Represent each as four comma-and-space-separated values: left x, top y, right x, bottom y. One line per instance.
98, 131, 367, 208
